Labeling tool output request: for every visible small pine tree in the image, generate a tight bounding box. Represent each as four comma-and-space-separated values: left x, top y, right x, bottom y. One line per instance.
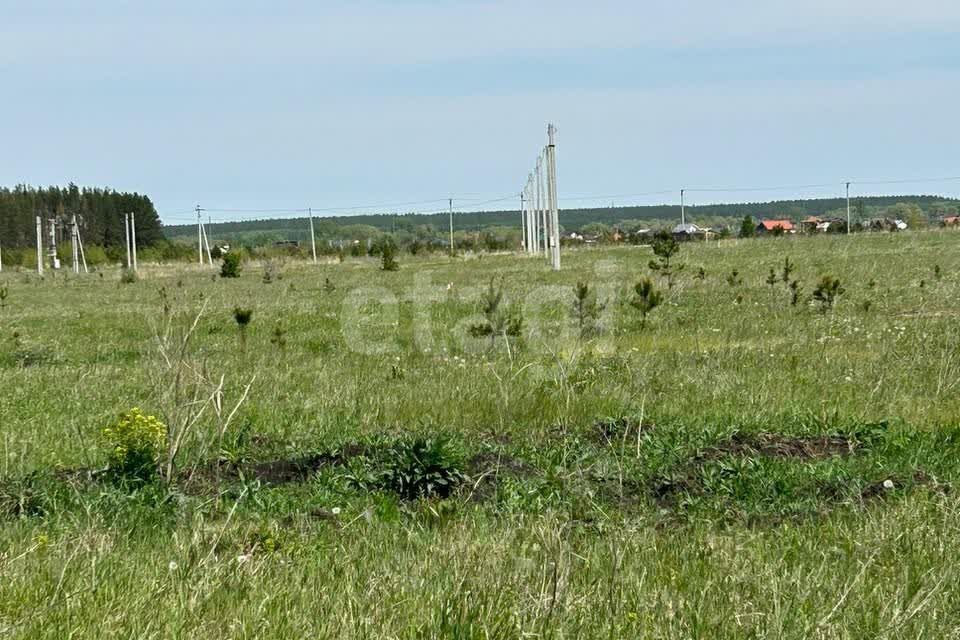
812, 275, 845, 311
233, 307, 253, 350
789, 280, 803, 306
765, 268, 777, 288
648, 230, 683, 288
726, 270, 743, 287
0, 286, 7, 311
220, 251, 242, 278
781, 257, 795, 284
630, 278, 663, 329
381, 240, 400, 271
468, 279, 523, 348
739, 216, 756, 238
572, 281, 605, 339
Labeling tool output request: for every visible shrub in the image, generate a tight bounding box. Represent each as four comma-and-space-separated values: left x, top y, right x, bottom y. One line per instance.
262, 258, 283, 283
220, 251, 243, 278
739, 216, 756, 238
630, 277, 662, 329
120, 268, 138, 284
813, 275, 845, 311
102, 408, 167, 482
726, 270, 743, 287
0, 286, 7, 311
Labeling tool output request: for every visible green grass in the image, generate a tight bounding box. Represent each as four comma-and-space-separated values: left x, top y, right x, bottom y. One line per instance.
2, 231, 960, 638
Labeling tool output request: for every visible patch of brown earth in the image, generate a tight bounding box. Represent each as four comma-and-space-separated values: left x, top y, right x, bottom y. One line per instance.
699, 432, 858, 461
464, 451, 538, 501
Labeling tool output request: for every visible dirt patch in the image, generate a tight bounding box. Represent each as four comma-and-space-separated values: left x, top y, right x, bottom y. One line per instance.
861, 471, 950, 501
591, 417, 655, 443
648, 432, 865, 509
464, 451, 538, 501
700, 432, 859, 461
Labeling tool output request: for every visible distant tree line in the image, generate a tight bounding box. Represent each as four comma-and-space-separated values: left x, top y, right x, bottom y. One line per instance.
0, 184, 163, 249
163, 195, 959, 245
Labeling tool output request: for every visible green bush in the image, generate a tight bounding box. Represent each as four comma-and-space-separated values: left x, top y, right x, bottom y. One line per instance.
102, 408, 167, 482
220, 251, 243, 278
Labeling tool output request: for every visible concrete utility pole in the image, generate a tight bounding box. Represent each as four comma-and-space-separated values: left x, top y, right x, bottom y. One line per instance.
448, 198, 454, 256
76, 218, 88, 273
131, 212, 139, 271
520, 189, 527, 252
308, 207, 317, 263
71, 214, 79, 273
48, 218, 59, 270
35, 216, 43, 275
203, 215, 213, 265
546, 123, 560, 271
196, 205, 203, 265
681, 189, 686, 227
125, 213, 132, 268
845, 182, 851, 235
536, 155, 546, 257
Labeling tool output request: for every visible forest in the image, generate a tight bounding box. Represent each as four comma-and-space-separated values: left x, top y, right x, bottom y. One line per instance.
0, 184, 162, 249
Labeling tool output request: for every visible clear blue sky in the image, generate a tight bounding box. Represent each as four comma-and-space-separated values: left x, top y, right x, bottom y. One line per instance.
3, 1, 959, 224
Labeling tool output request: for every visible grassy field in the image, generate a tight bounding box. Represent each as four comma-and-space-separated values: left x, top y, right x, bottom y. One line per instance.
2, 231, 960, 638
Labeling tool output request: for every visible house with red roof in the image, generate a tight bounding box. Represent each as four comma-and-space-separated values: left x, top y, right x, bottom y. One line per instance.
756, 219, 796, 235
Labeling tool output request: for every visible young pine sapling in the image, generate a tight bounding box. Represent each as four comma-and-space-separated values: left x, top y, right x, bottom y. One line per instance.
648, 231, 683, 288
233, 307, 253, 351
812, 275, 845, 312
572, 281, 606, 339
630, 277, 663, 329
468, 278, 523, 348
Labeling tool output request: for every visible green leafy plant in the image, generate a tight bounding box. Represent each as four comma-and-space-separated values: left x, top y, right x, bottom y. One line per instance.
572, 281, 605, 339
102, 408, 167, 482
648, 230, 683, 288
813, 275, 845, 311
694, 266, 706, 281
0, 286, 7, 311
933, 264, 942, 281
469, 278, 523, 347
220, 251, 243, 278
726, 270, 742, 287
323, 277, 336, 293
630, 277, 663, 329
